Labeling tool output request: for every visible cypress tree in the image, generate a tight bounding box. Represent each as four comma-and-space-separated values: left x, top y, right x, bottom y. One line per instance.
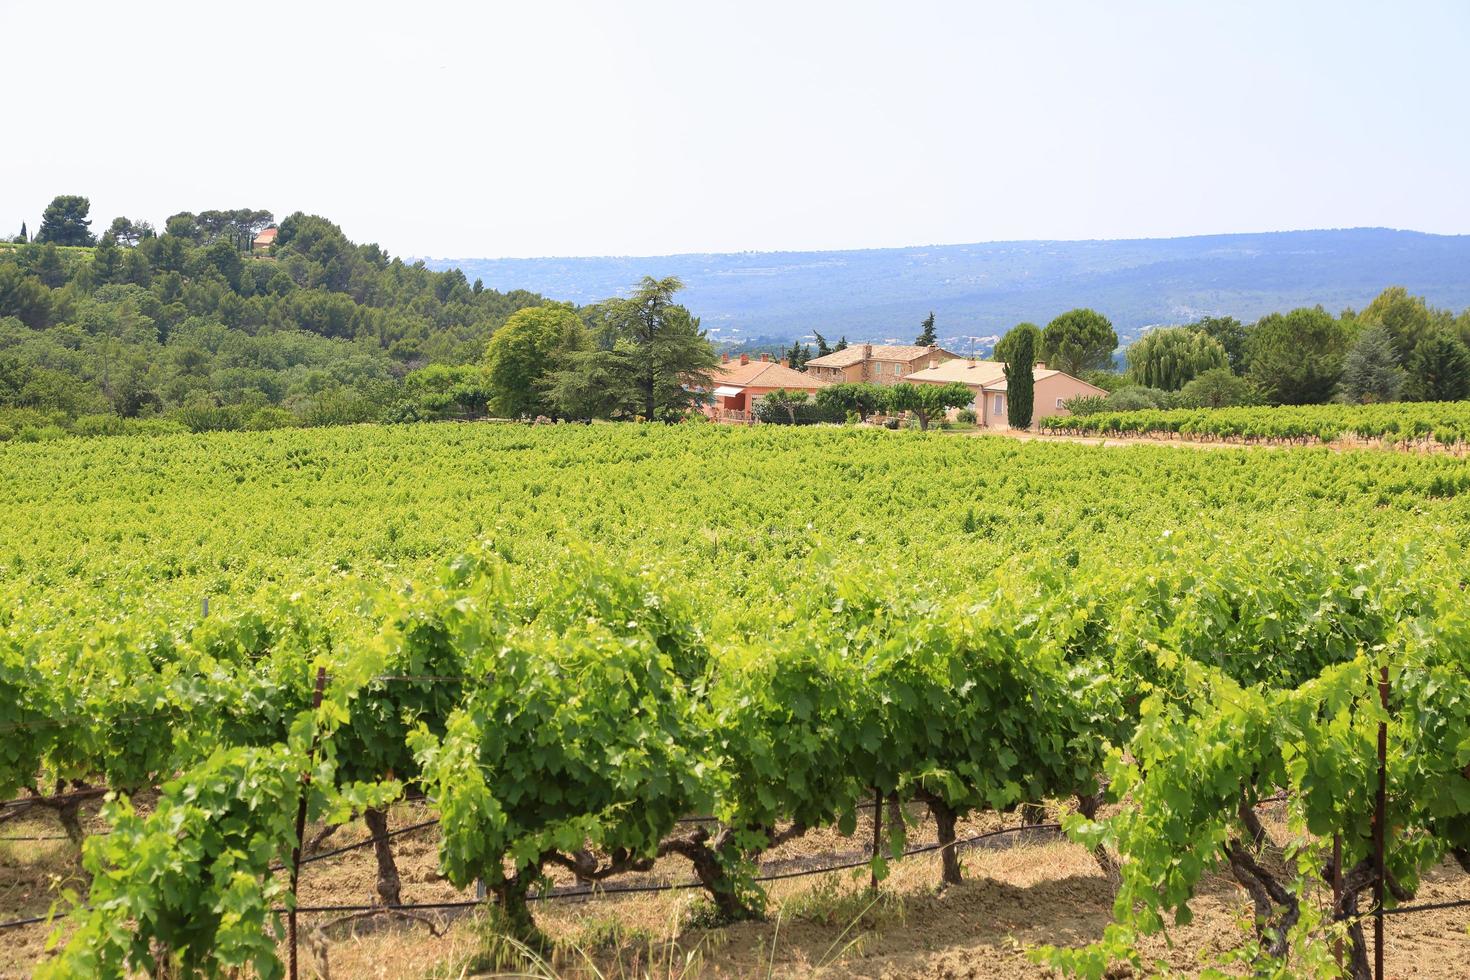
916, 311, 937, 346
1004, 326, 1035, 429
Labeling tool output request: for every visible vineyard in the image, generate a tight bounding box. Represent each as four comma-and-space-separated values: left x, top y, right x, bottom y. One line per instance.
3, 423, 1470, 978
1039, 400, 1470, 449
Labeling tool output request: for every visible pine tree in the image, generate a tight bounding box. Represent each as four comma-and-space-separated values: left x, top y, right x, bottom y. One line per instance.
1004, 326, 1035, 429
812, 332, 833, 357
1337, 325, 1404, 403
1405, 330, 1470, 402
835, 336, 848, 351
916, 311, 937, 346
15, 222, 27, 244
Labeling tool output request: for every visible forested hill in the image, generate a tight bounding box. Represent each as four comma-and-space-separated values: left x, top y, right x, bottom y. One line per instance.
1, 206, 550, 436
434, 228, 1470, 348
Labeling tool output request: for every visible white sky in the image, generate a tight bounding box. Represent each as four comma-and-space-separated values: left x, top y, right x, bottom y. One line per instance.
4, 0, 1468, 258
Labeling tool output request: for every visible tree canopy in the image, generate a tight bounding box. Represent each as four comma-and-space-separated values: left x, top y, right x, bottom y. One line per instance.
36, 196, 95, 247
483, 304, 586, 418
1248, 307, 1353, 405
994, 322, 1041, 366
1191, 316, 1249, 375
886, 381, 973, 430
1041, 309, 1117, 377
1404, 330, 1470, 402
1337, 325, 1404, 404
1125, 326, 1228, 391
915, 311, 937, 346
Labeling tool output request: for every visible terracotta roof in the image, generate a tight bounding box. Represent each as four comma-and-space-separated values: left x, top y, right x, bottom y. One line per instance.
253, 227, 278, 245
903, 359, 1098, 393
804, 344, 957, 368
712, 360, 829, 389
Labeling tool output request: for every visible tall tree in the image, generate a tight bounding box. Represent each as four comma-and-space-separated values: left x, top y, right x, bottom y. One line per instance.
1003, 325, 1035, 429
1359, 286, 1442, 365
107, 217, 155, 247
484, 304, 587, 418
916, 311, 937, 346
835, 336, 848, 351
92, 235, 123, 286
14, 222, 26, 244
812, 331, 833, 357
1337, 325, 1404, 403
1248, 307, 1352, 404
994, 322, 1042, 365
0, 263, 53, 328
1125, 327, 1228, 390
1192, 316, 1249, 375
1404, 330, 1470, 402
33, 244, 68, 288
36, 195, 96, 246
1041, 309, 1118, 377
599, 276, 718, 420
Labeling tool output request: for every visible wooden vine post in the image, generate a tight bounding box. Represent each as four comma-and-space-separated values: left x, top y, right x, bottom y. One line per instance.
869, 788, 883, 892
289, 668, 328, 980
1373, 662, 1388, 980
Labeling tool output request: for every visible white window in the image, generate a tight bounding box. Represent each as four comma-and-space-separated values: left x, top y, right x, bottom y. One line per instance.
993, 395, 1004, 414
1056, 397, 1065, 408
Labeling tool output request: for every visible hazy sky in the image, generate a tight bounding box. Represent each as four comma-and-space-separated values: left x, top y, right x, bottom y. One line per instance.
4, 0, 1468, 258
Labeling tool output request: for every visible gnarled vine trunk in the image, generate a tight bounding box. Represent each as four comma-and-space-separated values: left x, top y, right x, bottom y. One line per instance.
362, 806, 401, 906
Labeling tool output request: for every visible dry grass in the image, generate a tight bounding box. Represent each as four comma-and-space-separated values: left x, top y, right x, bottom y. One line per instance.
6, 800, 1470, 979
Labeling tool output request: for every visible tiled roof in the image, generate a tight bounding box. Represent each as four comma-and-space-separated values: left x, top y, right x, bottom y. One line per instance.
712, 360, 829, 388
804, 344, 956, 368
253, 228, 278, 244
901, 359, 1008, 386
904, 360, 1083, 391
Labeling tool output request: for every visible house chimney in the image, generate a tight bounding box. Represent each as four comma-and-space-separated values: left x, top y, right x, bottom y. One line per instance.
863, 343, 872, 358
760, 352, 770, 362
740, 353, 750, 365
780, 358, 789, 368
721, 352, 730, 363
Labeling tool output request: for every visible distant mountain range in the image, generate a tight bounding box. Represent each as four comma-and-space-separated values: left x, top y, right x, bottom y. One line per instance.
427, 228, 1470, 354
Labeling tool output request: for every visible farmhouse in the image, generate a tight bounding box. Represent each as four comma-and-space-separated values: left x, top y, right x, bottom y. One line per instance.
804, 343, 958, 385
900, 359, 1106, 430
251, 227, 278, 252
706, 353, 828, 421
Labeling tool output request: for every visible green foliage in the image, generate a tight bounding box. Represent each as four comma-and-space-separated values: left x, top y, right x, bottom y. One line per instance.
994, 322, 1041, 367
1178, 367, 1257, 409
1359, 286, 1447, 365
1, 204, 553, 428
483, 304, 586, 418
915, 311, 937, 346
36, 195, 95, 247
1059, 393, 1108, 416
814, 381, 887, 420
885, 381, 972, 430
1104, 385, 1174, 411
1125, 326, 1228, 390
1041, 309, 1117, 377
1045, 399, 1470, 446
1003, 325, 1035, 428
6, 423, 1470, 973
1404, 330, 1470, 402
1338, 324, 1405, 403
1248, 306, 1352, 405
1191, 315, 1250, 375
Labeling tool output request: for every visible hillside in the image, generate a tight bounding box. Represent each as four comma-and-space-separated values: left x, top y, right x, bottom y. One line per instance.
433, 228, 1470, 350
